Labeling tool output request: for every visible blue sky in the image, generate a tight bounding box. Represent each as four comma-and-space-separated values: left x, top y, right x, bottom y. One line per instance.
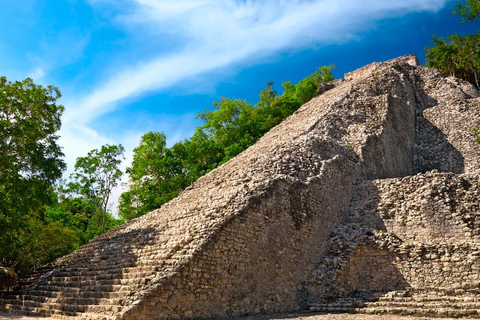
1, 0, 478, 208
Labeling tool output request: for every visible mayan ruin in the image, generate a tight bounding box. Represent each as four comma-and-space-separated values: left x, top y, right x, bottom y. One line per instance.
2, 55, 480, 319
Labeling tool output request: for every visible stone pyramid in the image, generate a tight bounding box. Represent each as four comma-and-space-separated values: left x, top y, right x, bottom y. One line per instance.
2, 55, 480, 319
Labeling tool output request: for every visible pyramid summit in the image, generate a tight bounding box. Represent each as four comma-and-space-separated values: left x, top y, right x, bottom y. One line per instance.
2, 55, 480, 319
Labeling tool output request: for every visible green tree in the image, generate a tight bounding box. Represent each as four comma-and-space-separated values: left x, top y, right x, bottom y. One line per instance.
119, 133, 189, 220
454, 33, 480, 88
199, 65, 335, 165
45, 197, 98, 244
0, 77, 66, 272
254, 65, 335, 132
426, 36, 460, 77
425, 0, 480, 89
199, 98, 260, 163
68, 144, 125, 228
16, 217, 79, 273
454, 0, 480, 22
182, 128, 224, 177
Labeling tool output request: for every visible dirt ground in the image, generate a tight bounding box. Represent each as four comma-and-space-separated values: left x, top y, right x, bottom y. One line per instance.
227, 311, 467, 320
0, 311, 467, 320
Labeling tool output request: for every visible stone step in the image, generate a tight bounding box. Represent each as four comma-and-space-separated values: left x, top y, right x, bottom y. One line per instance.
371, 300, 480, 309
61, 265, 160, 275
377, 295, 480, 302
16, 266, 160, 285
23, 253, 183, 276
2, 293, 127, 306
0, 305, 117, 320
51, 262, 138, 272
309, 304, 480, 318
310, 292, 480, 319
20, 283, 134, 295
50, 312, 118, 320
63, 240, 191, 259
4, 288, 131, 303
38, 275, 155, 287
51, 261, 164, 273
4, 288, 129, 300
325, 298, 480, 309
15, 266, 57, 289
1, 298, 124, 315
47, 270, 157, 283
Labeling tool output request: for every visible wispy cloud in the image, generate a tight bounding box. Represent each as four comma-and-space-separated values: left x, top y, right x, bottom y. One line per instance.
27, 67, 45, 81
66, 0, 447, 125
6, 27, 90, 86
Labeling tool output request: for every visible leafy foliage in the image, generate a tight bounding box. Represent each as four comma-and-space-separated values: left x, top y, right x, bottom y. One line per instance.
15, 217, 79, 274
45, 196, 120, 244
119, 133, 192, 220
119, 66, 335, 220
0, 77, 66, 273
454, 0, 480, 22
426, 33, 480, 88
425, 0, 480, 89
68, 144, 125, 228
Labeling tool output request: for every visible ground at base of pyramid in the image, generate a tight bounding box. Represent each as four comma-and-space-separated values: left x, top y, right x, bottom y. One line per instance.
0, 312, 472, 320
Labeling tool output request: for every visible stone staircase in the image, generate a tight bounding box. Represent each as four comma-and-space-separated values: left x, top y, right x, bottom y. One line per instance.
0, 209, 206, 319
310, 289, 480, 318
0, 257, 155, 319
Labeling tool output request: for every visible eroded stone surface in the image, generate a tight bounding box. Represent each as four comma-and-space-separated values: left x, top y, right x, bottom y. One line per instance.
2, 55, 480, 319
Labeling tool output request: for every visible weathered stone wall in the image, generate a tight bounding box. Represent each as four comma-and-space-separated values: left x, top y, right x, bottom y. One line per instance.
121, 156, 357, 319
339, 244, 406, 293
344, 55, 418, 180
307, 171, 480, 303
366, 172, 480, 243
304, 57, 480, 310
368, 172, 480, 291
414, 68, 480, 174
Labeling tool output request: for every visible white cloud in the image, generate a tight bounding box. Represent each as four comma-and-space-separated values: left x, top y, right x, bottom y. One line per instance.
59, 123, 114, 175
67, 0, 447, 125
27, 67, 45, 81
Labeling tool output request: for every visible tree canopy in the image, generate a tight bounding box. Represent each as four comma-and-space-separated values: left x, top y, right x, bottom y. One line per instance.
425, 0, 480, 89
0, 77, 124, 273
454, 0, 480, 22
0, 77, 67, 273
68, 144, 125, 229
